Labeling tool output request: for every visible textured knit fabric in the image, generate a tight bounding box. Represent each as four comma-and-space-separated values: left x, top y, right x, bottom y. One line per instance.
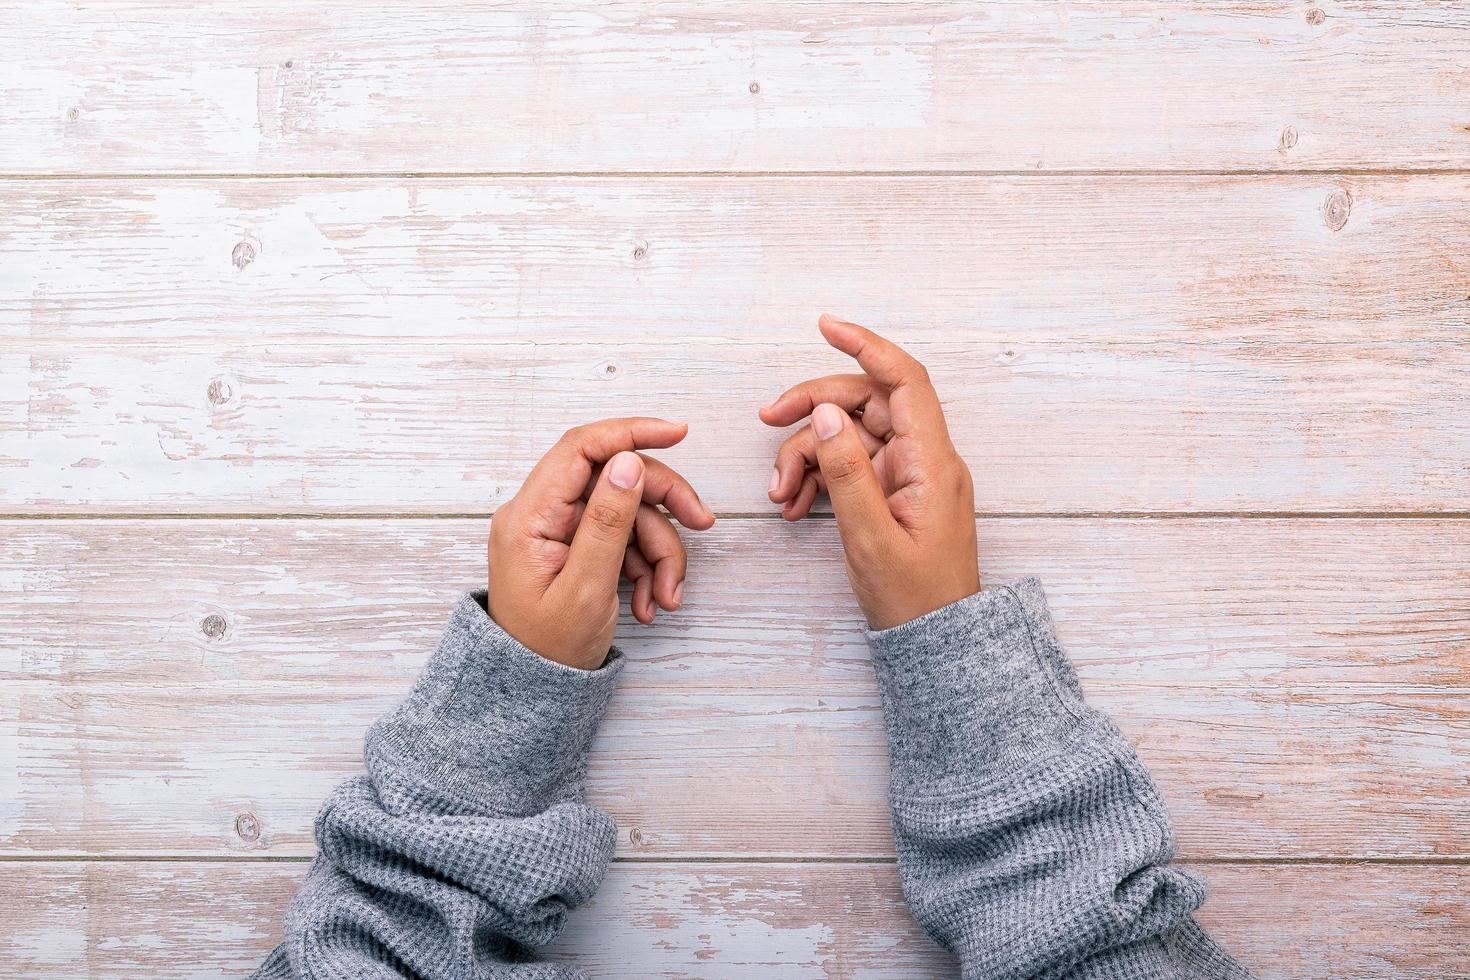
254, 578, 1251, 978
252, 591, 622, 979
867, 577, 1252, 980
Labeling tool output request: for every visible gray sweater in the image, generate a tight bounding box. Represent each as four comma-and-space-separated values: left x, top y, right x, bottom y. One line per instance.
253, 578, 1252, 978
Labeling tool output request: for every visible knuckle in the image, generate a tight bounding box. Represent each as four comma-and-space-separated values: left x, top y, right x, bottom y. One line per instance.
777, 444, 807, 470
584, 501, 627, 535
938, 455, 972, 490
822, 451, 866, 484
488, 504, 519, 541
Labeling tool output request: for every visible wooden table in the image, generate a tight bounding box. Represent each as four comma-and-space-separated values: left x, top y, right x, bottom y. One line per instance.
3, 3, 1469, 976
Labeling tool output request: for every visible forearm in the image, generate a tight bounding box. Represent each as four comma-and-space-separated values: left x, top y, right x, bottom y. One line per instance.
253, 592, 623, 979
869, 578, 1251, 980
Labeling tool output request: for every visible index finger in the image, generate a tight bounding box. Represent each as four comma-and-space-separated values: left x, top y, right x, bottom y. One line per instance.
524, 417, 689, 505
817, 314, 949, 440
583, 455, 715, 530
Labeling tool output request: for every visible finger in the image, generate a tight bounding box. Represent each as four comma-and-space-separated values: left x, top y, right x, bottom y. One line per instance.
632, 574, 655, 624
811, 403, 899, 545
759, 374, 883, 430
545, 499, 585, 545
623, 542, 654, 582
633, 504, 687, 611
622, 546, 656, 624
782, 470, 823, 522
817, 315, 948, 438
769, 421, 884, 504
562, 450, 646, 597
586, 454, 714, 530
525, 417, 689, 506
817, 315, 929, 391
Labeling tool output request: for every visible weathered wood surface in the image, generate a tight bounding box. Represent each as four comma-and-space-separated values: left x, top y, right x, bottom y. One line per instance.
7, 340, 1469, 514
5, 861, 1470, 979
7, 176, 1469, 345
8, 680, 1467, 860
4, 519, 1466, 859
7, 517, 1467, 689
6, 0, 1469, 974
5, 3, 1470, 175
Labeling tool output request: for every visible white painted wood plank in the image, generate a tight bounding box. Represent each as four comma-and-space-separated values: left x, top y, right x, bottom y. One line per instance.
5, 176, 1465, 344
7, 681, 1462, 860
6, 340, 1467, 514
4, 861, 1469, 978
3, 518, 1467, 859
6, 518, 1466, 691
4, 3, 1469, 174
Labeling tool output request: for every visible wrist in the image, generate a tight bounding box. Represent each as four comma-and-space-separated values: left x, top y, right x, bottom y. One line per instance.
485, 591, 613, 672
860, 569, 982, 632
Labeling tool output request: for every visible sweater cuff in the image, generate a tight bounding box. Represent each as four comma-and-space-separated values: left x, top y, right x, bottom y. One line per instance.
866, 577, 1101, 796
365, 591, 624, 818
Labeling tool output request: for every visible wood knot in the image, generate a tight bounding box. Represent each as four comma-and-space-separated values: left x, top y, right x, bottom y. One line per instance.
235, 811, 261, 842
1321, 189, 1352, 232
232, 240, 257, 270
1304, 7, 1325, 25
1277, 126, 1298, 152
628, 827, 644, 846
631, 239, 648, 261
283, 59, 294, 69
201, 614, 228, 640
207, 377, 234, 406
748, 80, 761, 94
597, 359, 619, 378
67, 107, 80, 122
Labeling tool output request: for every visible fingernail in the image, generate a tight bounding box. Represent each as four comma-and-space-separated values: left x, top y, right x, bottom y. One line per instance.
768, 467, 781, 495
608, 451, 643, 489
673, 581, 684, 607
813, 403, 844, 440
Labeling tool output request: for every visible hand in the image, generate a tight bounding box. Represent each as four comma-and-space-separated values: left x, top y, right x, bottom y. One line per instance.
488, 418, 716, 670
759, 315, 979, 630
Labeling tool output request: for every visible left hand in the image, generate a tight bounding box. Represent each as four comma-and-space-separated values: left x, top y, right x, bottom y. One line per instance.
487, 418, 716, 670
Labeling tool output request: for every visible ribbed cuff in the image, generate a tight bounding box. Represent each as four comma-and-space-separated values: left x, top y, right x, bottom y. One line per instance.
366, 591, 624, 818
866, 577, 1100, 796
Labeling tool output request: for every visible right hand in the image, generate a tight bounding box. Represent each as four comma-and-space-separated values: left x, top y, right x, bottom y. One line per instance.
487, 418, 716, 670
759, 315, 979, 631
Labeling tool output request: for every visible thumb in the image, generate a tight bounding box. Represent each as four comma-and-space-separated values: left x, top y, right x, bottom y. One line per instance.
563, 451, 645, 597
811, 403, 898, 550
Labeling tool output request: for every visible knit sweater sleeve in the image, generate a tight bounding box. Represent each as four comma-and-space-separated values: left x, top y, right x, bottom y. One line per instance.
867, 577, 1254, 980
251, 592, 623, 980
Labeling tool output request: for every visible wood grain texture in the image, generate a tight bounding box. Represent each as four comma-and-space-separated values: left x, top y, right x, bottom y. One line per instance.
5, 861, 1470, 979
6, 1, 1468, 973
4, 519, 1467, 859
7, 517, 1467, 690
8, 673, 1465, 860
4, 2, 1470, 174
7, 175, 1470, 345
7, 339, 1469, 514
